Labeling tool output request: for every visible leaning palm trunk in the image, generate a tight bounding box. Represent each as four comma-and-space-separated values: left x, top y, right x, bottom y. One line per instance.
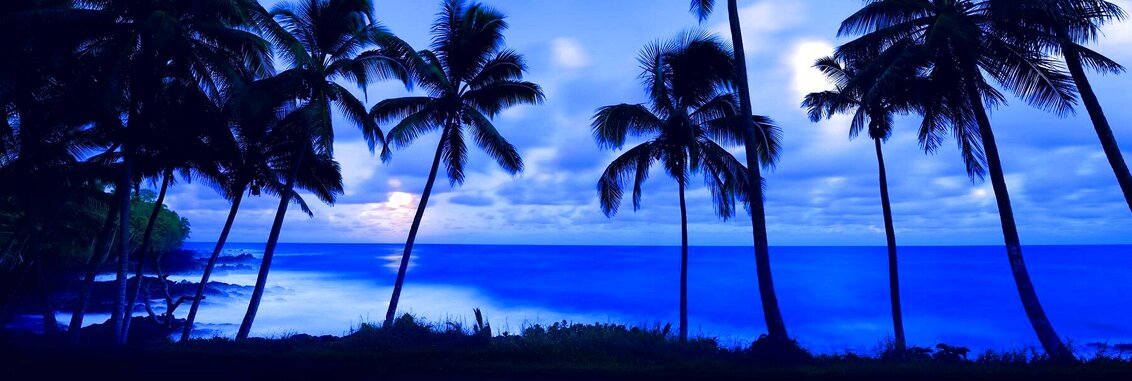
237, 149, 307, 340
112, 160, 133, 344
384, 137, 446, 327
69, 201, 119, 343
677, 180, 689, 342
966, 81, 1075, 363
181, 190, 244, 342
726, 0, 789, 342
1060, 42, 1132, 214
873, 138, 905, 353
121, 170, 171, 341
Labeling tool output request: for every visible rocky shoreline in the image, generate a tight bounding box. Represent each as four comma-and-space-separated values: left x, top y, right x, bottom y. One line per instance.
2, 250, 261, 334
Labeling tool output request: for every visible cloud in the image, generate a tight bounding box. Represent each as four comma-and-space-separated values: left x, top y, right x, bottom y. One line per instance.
335, 141, 380, 197
448, 193, 496, 207
711, 0, 809, 55
787, 40, 836, 100
550, 38, 591, 69
167, 0, 1132, 247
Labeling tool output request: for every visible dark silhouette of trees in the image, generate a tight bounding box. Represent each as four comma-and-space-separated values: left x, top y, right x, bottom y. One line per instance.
838, 0, 1080, 362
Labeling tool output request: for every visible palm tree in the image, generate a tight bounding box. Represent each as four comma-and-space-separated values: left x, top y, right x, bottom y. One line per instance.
594, 31, 779, 342
688, 0, 790, 343
66, 193, 119, 343
77, 0, 273, 344
121, 80, 236, 342
838, 0, 1080, 362
987, 0, 1131, 213
802, 52, 925, 354
370, 0, 544, 328
235, 0, 411, 340
180, 77, 345, 342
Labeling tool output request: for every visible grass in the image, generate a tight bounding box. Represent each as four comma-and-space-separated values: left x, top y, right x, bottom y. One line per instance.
2, 313, 1131, 380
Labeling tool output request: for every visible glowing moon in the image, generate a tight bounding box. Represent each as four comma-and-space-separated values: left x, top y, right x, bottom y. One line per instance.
386, 192, 414, 210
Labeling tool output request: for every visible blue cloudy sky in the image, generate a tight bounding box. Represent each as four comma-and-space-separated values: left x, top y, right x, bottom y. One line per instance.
163, 0, 1132, 246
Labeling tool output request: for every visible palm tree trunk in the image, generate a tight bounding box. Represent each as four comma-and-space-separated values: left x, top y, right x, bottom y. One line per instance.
181, 189, 244, 342
1061, 43, 1132, 214
677, 180, 689, 342
726, 0, 788, 343
69, 201, 119, 343
24, 208, 58, 336
112, 160, 133, 345
121, 170, 171, 342
236, 149, 307, 340
874, 138, 905, 353
34, 257, 58, 336
384, 136, 446, 327
967, 83, 1075, 363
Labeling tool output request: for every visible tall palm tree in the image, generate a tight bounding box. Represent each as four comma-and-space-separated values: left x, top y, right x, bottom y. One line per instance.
78, 0, 273, 344
688, 0, 790, 343
235, 0, 411, 340
180, 77, 345, 342
987, 0, 1131, 213
120, 79, 236, 342
370, 0, 544, 328
802, 51, 926, 354
838, 0, 1080, 362
594, 31, 779, 342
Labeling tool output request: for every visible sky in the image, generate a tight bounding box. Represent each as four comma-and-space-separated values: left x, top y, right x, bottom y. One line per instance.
162, 0, 1132, 246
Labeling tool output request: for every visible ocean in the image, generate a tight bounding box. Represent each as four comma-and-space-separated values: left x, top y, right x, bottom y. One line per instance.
162, 243, 1131, 354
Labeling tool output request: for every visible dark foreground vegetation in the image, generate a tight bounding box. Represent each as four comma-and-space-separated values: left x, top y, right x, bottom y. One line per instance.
3, 314, 1131, 381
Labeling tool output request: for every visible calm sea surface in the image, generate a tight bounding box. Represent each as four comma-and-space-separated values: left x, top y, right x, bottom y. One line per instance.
162, 243, 1131, 354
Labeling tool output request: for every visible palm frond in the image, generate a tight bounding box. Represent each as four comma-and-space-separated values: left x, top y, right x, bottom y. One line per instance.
463, 80, 544, 117
689, 0, 715, 22
597, 142, 656, 216
591, 104, 665, 149
463, 107, 522, 174
440, 122, 467, 186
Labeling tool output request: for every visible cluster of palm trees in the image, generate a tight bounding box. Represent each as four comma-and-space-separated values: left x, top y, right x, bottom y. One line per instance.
1, 0, 540, 345
593, 0, 1127, 363
3, 0, 1128, 363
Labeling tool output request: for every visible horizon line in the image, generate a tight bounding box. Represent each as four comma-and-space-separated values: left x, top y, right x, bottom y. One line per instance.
182, 242, 1132, 248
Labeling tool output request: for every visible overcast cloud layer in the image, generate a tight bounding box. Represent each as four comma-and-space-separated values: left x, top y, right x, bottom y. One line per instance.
162, 0, 1132, 246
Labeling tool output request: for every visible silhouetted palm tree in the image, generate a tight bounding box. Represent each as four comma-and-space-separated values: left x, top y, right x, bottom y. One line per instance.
803, 52, 926, 354
838, 0, 1079, 362
180, 77, 345, 342
371, 0, 544, 328
120, 80, 236, 342
987, 0, 1131, 213
594, 31, 779, 342
235, 0, 410, 340
77, 0, 273, 344
688, 0, 790, 343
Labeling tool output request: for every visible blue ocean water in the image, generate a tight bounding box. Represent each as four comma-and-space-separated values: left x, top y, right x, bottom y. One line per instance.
175, 243, 1132, 354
